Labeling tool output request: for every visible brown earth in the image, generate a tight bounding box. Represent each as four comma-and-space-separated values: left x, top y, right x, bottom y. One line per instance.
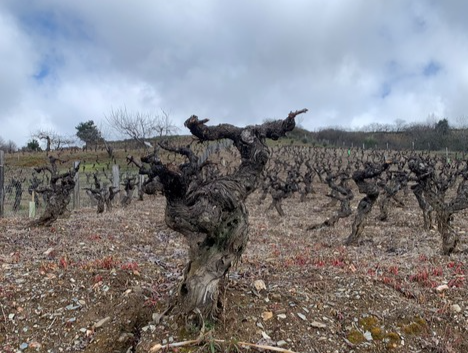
1, 183, 467, 353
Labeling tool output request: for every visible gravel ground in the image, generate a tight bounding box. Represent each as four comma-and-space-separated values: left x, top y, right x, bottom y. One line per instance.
1, 182, 467, 353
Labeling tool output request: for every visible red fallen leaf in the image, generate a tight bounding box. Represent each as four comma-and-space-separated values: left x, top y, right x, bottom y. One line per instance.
29, 342, 42, 349
59, 257, 68, 269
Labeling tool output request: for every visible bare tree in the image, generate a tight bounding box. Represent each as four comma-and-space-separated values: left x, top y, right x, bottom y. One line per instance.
105, 107, 177, 147
7, 140, 17, 153
155, 110, 179, 137
0, 138, 18, 153
32, 129, 75, 152
394, 119, 407, 132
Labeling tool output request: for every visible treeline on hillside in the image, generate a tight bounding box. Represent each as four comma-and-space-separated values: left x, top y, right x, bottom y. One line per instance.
4, 115, 468, 154
80, 135, 187, 152
291, 118, 468, 151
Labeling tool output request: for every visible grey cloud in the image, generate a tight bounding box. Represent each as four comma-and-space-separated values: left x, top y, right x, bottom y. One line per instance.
1, 0, 468, 145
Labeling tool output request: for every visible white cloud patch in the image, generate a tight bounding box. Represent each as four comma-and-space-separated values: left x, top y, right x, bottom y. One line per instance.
1, 0, 468, 145
0, 11, 37, 114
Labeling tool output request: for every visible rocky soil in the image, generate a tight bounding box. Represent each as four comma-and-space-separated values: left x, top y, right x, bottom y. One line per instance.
1, 183, 467, 352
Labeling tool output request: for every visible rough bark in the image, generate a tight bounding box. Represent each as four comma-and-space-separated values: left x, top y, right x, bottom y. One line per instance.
11, 178, 25, 212
266, 170, 299, 217
135, 109, 307, 320
345, 162, 390, 246
257, 170, 272, 206
85, 185, 119, 213
29, 160, 80, 227
442, 175, 468, 254
378, 171, 407, 221
84, 173, 105, 213
28, 174, 43, 208
409, 158, 468, 254
121, 176, 137, 207
300, 160, 315, 202
309, 171, 353, 230
411, 182, 433, 230
83, 173, 119, 213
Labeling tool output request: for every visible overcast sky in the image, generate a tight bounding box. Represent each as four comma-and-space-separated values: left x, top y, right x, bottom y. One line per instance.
1, 1, 468, 146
